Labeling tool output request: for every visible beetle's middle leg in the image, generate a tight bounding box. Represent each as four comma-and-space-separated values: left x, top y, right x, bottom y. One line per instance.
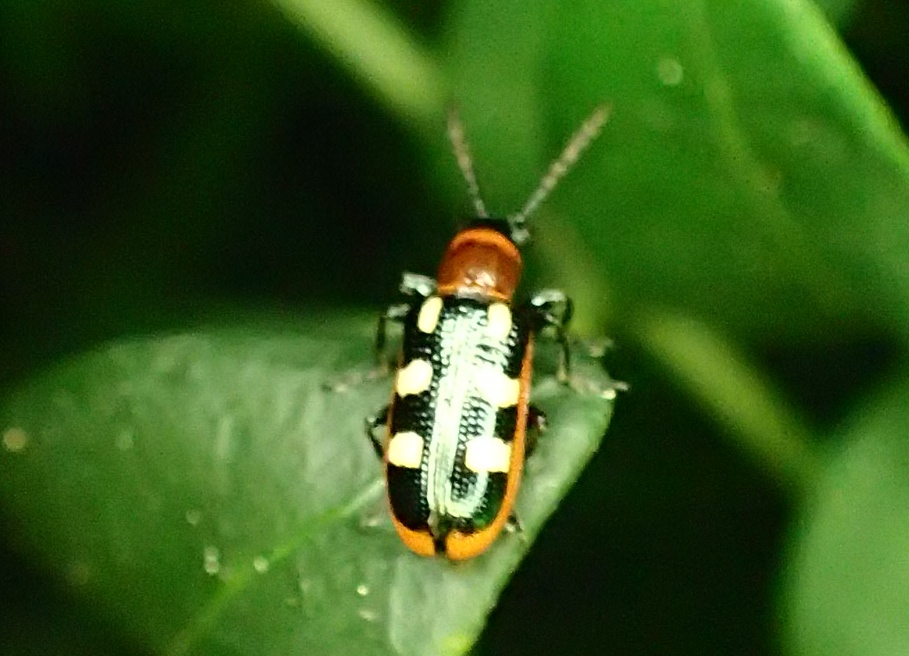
364, 405, 389, 459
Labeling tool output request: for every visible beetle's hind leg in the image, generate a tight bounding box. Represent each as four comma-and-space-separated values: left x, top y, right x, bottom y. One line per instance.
504, 513, 531, 547
501, 406, 547, 546
505, 513, 524, 534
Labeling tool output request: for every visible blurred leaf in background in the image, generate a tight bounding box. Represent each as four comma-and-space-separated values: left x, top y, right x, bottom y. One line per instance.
2, 0, 909, 654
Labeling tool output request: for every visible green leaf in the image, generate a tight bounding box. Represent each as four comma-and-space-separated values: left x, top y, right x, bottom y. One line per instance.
444, 0, 909, 341
0, 315, 616, 656
780, 376, 909, 656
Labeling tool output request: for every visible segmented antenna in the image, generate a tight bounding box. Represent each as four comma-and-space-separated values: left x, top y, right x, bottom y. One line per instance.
447, 107, 488, 219
509, 104, 611, 242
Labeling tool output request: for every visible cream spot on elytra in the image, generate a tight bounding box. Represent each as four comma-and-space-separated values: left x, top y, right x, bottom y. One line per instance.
417, 296, 443, 333
465, 436, 512, 473
395, 359, 433, 396
387, 431, 424, 468
485, 302, 512, 341
474, 366, 520, 407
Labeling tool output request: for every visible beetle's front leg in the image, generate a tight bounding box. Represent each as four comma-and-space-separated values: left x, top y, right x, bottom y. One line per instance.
327, 273, 436, 392
375, 272, 438, 368
527, 289, 574, 384
398, 271, 437, 298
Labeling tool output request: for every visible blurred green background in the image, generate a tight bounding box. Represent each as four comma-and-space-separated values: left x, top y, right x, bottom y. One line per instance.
3, 0, 909, 654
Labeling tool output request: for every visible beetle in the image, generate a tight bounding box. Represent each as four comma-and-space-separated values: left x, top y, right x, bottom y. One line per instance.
367, 105, 609, 559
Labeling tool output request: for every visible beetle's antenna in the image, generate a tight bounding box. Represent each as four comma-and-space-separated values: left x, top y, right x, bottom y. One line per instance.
509, 104, 610, 242
447, 106, 488, 219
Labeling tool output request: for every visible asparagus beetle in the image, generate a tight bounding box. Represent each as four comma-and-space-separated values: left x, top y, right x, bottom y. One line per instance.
368, 106, 608, 559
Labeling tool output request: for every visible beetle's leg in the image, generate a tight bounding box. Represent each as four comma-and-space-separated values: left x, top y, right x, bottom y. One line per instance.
524, 404, 547, 458
528, 289, 574, 384
326, 274, 435, 392
323, 304, 405, 392
375, 303, 410, 369
375, 272, 438, 367
398, 272, 437, 298
505, 513, 528, 544
365, 405, 389, 459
